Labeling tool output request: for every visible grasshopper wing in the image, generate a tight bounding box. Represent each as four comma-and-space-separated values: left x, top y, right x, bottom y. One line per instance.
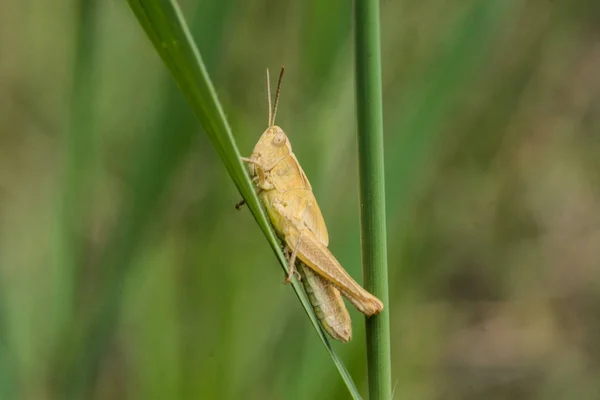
300, 191, 329, 246
277, 188, 329, 246
271, 155, 330, 246
293, 155, 330, 246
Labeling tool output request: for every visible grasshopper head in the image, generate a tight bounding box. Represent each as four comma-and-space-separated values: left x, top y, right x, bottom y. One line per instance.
250, 67, 291, 172
251, 125, 292, 171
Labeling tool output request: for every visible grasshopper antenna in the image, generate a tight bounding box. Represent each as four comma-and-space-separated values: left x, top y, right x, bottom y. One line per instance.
271, 66, 285, 127
266, 68, 272, 127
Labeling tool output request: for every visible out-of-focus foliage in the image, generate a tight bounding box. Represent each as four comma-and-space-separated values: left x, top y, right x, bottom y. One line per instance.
1, 0, 600, 399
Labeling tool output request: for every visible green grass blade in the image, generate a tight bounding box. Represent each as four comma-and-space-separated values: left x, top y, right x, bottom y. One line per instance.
354, 0, 392, 399
127, 1, 362, 398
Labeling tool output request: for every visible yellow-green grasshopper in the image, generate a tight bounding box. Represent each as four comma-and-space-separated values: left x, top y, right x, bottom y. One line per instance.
238, 68, 352, 342
241, 67, 384, 319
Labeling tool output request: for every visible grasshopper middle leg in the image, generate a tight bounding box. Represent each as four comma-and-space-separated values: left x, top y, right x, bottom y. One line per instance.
284, 229, 304, 284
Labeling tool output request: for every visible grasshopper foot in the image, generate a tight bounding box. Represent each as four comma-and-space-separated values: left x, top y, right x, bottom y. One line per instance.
283, 268, 301, 284
235, 199, 246, 209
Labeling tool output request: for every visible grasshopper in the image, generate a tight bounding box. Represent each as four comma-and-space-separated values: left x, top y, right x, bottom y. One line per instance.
237, 69, 353, 341
240, 67, 383, 325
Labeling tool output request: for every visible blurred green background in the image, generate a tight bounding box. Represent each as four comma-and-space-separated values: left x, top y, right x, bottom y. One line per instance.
2, 0, 600, 399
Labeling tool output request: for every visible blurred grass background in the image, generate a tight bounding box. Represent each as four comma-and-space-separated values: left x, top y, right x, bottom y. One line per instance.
2, 0, 600, 399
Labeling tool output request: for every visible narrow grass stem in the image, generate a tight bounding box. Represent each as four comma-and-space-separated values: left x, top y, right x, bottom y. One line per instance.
354, 0, 392, 399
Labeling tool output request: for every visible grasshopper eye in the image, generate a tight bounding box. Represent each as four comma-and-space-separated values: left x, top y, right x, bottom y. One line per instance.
272, 132, 287, 147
